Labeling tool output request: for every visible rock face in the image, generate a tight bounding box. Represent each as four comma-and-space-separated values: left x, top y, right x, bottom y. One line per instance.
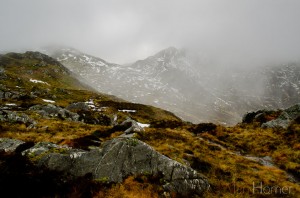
18, 137, 209, 196
262, 103, 300, 129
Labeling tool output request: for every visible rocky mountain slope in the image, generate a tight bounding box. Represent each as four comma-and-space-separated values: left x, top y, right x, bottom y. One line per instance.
44, 47, 300, 125
0, 51, 299, 197
0, 51, 207, 197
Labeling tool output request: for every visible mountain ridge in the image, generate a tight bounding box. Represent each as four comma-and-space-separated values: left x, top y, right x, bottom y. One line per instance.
43, 46, 300, 125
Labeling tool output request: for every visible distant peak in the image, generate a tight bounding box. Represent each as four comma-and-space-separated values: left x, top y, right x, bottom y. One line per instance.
154, 46, 181, 57
41, 45, 83, 56
165, 46, 178, 51
161, 46, 179, 53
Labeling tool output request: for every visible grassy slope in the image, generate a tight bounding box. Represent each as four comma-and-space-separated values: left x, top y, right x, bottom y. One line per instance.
0, 52, 299, 197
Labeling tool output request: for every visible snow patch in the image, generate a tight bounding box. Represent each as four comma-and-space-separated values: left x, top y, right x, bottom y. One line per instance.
137, 122, 150, 128
82, 55, 107, 67
85, 99, 96, 109
70, 152, 85, 159
85, 99, 107, 111
42, 99, 55, 103
30, 79, 49, 85
5, 103, 17, 106
118, 109, 137, 113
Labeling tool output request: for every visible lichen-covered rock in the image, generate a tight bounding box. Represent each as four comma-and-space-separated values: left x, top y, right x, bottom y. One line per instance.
21, 137, 209, 196
0, 110, 37, 128
21, 142, 71, 157
0, 138, 26, 152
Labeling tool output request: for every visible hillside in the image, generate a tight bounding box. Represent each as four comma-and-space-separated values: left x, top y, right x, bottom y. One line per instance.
0, 52, 299, 197
44, 47, 300, 125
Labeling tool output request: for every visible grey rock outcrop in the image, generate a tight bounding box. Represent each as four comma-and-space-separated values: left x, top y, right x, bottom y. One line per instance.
0, 90, 21, 100
0, 138, 26, 152
20, 137, 209, 196
29, 104, 111, 125
262, 103, 300, 129
0, 110, 36, 128
112, 117, 144, 134
244, 156, 274, 167
66, 102, 90, 112
242, 109, 281, 124
29, 104, 80, 121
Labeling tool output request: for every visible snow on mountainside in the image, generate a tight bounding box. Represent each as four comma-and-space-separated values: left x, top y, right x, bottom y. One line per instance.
43, 46, 300, 125
264, 63, 300, 107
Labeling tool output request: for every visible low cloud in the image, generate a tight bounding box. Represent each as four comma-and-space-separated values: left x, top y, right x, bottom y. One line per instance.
0, 0, 299, 65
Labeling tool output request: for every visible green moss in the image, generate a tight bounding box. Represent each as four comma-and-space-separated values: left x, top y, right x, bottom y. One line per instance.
95, 176, 110, 184
126, 138, 139, 147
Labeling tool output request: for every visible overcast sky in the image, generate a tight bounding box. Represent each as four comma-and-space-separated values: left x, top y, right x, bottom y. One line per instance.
0, 0, 299, 65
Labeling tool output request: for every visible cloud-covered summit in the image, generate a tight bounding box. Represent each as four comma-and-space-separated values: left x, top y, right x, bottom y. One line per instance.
0, 0, 299, 65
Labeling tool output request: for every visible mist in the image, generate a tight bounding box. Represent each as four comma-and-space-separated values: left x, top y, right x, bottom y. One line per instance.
0, 0, 299, 66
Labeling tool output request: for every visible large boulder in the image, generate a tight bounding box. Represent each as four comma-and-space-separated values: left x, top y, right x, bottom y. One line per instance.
111, 117, 144, 134
21, 137, 209, 196
242, 110, 281, 124
262, 103, 300, 129
242, 111, 262, 123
